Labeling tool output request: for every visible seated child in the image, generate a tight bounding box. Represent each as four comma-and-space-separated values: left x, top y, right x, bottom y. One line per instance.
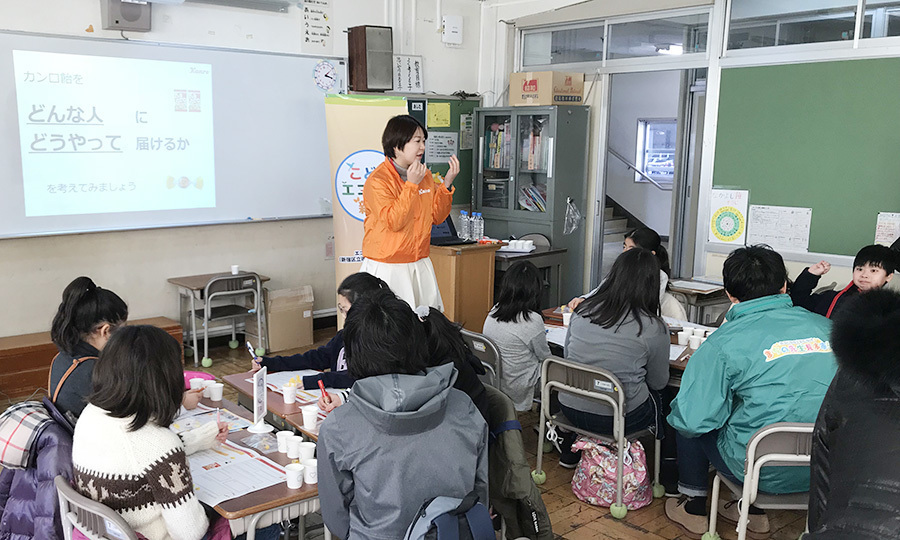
791, 244, 897, 318
72, 325, 278, 540
252, 272, 389, 392
318, 291, 488, 540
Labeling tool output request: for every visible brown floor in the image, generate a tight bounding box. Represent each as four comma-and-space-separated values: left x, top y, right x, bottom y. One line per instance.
18, 327, 801, 540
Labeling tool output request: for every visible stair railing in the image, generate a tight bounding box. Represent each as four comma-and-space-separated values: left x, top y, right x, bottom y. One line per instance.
607, 147, 673, 191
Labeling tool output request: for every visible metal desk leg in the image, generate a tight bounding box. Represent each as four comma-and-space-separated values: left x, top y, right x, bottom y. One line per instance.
190, 292, 199, 367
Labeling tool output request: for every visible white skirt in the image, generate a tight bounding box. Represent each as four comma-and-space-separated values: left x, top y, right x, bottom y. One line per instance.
359, 257, 444, 312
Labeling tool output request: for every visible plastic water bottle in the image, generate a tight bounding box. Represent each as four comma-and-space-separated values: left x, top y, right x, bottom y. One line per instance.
473, 212, 484, 241
459, 210, 470, 240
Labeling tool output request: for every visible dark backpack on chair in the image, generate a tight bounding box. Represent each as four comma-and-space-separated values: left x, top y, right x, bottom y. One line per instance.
404, 490, 495, 540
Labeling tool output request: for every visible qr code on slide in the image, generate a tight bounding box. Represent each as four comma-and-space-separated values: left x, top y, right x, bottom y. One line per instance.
174, 90, 187, 112
188, 90, 201, 112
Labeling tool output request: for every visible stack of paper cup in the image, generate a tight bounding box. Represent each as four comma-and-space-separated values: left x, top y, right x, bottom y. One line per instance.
285, 463, 304, 489
303, 459, 318, 485
276, 431, 293, 453
301, 406, 318, 430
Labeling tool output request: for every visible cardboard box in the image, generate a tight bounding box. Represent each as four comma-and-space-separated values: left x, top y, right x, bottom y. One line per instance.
245, 286, 315, 353
509, 71, 584, 107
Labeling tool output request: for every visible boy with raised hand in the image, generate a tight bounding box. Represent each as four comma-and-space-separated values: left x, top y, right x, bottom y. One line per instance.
791, 244, 897, 319
665, 245, 837, 539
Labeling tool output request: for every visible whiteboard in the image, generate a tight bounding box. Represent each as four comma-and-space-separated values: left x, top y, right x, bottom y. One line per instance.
0, 31, 346, 239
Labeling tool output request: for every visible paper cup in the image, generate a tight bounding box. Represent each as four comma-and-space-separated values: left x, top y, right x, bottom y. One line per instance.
692, 328, 706, 337
201, 380, 216, 398
301, 406, 318, 429
230, 264, 239, 275
282, 385, 296, 404
207, 383, 224, 402
688, 335, 702, 350
562, 312, 572, 327
298, 441, 316, 461
286, 435, 303, 459
677, 331, 690, 346
189, 378, 205, 390
276, 431, 293, 453
705, 329, 716, 338
700, 337, 707, 345
285, 463, 304, 489
303, 459, 317, 484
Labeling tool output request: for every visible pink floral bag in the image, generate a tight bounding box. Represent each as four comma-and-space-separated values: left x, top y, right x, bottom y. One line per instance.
570, 437, 652, 510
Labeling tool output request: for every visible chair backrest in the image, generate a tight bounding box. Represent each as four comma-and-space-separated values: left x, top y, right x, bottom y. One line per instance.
204, 273, 261, 310
55, 476, 139, 540
518, 233, 550, 247
540, 356, 626, 438
460, 329, 502, 389
744, 422, 814, 501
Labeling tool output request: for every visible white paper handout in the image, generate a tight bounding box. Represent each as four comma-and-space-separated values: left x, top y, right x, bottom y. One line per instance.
544, 325, 568, 348
669, 345, 688, 361
188, 441, 286, 507
747, 205, 812, 253
669, 280, 723, 293
875, 212, 900, 246
170, 405, 252, 436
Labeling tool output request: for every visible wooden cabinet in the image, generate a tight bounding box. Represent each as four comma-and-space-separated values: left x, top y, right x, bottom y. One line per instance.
430, 243, 501, 332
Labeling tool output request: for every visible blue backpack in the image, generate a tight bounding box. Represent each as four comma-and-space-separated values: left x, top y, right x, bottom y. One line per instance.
404, 490, 495, 540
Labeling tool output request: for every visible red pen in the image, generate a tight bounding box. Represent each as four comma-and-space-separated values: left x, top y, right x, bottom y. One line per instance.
318, 379, 331, 404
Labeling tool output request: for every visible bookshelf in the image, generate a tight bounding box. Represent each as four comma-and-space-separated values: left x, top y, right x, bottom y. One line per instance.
473, 105, 590, 300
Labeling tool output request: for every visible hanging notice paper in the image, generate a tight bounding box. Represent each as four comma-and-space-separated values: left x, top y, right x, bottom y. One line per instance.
427, 102, 451, 128
747, 204, 812, 253
708, 189, 748, 245
459, 113, 474, 150
300, 0, 333, 54
426, 133, 458, 163
875, 212, 900, 246
393, 55, 424, 93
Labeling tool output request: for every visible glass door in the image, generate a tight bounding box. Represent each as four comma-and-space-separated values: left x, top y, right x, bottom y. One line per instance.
514, 112, 551, 214
480, 112, 513, 209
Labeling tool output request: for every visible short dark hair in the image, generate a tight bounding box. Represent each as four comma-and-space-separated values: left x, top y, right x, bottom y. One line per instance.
492, 261, 543, 323
854, 244, 898, 275
421, 307, 469, 367
381, 115, 427, 158
723, 245, 787, 302
344, 290, 427, 379
337, 272, 390, 304
626, 227, 671, 277
89, 325, 184, 431
51, 276, 128, 355
576, 248, 662, 335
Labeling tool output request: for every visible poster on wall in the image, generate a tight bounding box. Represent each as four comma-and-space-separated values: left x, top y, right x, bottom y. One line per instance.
300, 0, 333, 55
425, 132, 458, 163
747, 204, 812, 253
875, 212, 900, 246
708, 189, 748, 245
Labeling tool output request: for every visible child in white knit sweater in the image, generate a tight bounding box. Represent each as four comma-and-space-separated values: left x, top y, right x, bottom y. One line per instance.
71, 325, 278, 540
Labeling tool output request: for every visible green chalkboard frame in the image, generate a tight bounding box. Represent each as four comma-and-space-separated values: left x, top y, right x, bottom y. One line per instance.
713, 58, 900, 256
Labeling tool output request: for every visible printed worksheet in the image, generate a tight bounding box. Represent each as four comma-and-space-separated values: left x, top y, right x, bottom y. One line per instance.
170, 406, 252, 435
188, 441, 286, 506
245, 370, 331, 404
544, 325, 568, 348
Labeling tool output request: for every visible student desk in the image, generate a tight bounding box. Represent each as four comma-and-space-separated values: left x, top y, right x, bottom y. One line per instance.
495, 246, 567, 309
167, 272, 271, 356
668, 279, 730, 325
196, 397, 330, 540
221, 372, 319, 441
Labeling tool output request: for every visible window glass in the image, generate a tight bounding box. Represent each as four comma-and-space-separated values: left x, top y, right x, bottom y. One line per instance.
636, 119, 677, 183
728, 1, 863, 49
863, 2, 900, 37
522, 25, 604, 66
608, 14, 709, 59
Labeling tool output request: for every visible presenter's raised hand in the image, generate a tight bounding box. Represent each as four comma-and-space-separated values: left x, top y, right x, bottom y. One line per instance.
809, 261, 831, 276
407, 160, 427, 186
445, 155, 460, 187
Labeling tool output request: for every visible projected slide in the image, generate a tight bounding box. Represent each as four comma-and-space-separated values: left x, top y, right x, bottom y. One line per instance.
13, 50, 215, 217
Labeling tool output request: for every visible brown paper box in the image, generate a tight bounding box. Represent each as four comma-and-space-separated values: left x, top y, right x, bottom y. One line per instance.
509, 71, 584, 107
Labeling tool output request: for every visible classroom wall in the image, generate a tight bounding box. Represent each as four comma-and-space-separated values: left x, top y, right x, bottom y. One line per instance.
606, 70, 680, 236
0, 0, 482, 336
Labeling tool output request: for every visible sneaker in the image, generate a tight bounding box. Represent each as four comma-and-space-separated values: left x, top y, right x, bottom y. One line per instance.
558, 448, 581, 469
717, 499, 771, 539
665, 497, 708, 540
662, 480, 680, 498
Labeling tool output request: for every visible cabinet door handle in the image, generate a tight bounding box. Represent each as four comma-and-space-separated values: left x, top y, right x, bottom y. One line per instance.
547, 137, 555, 178
479, 136, 484, 174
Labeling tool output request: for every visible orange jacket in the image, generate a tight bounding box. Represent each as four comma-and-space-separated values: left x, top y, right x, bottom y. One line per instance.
362, 158, 454, 263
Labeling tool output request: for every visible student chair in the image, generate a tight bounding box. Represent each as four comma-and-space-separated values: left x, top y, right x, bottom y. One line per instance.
55, 475, 139, 540
705, 422, 814, 540
460, 328, 503, 389
191, 272, 264, 367
531, 356, 663, 519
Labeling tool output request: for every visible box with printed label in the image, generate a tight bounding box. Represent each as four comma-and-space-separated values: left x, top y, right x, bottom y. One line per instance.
245, 286, 315, 353
509, 71, 584, 106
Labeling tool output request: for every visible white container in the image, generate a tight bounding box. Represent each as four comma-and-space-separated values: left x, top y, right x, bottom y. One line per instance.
201, 380, 215, 398
231, 264, 239, 275
286, 435, 303, 459
276, 431, 293, 453
301, 406, 318, 429
298, 441, 316, 461
692, 328, 706, 337
282, 385, 296, 404
303, 459, 318, 484
207, 383, 224, 402
688, 335, 702, 350
562, 312, 572, 327
285, 463, 304, 489
677, 331, 690, 346
189, 378, 205, 391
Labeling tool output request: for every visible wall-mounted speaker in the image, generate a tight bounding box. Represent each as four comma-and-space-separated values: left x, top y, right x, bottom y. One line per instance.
348, 25, 393, 92
100, 0, 152, 32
